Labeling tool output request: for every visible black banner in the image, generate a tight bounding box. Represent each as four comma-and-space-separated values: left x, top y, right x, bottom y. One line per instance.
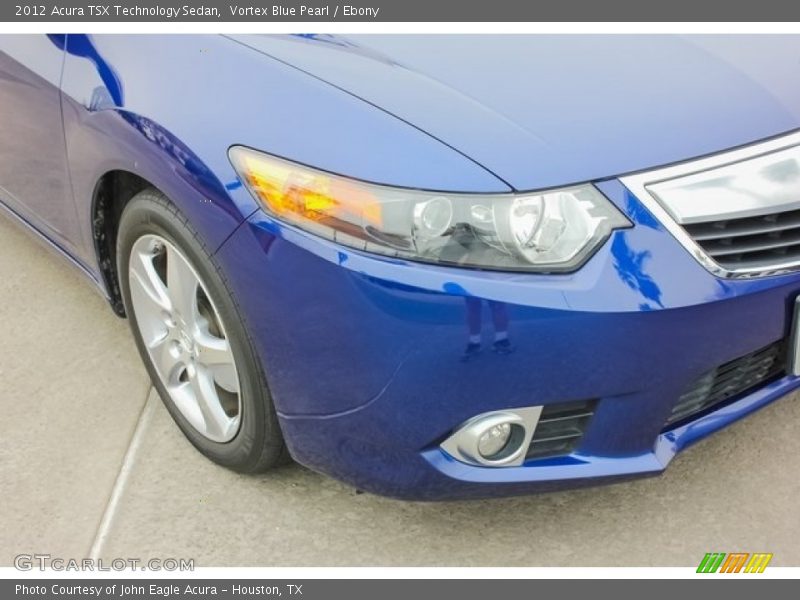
3, 579, 797, 599
3, 0, 800, 22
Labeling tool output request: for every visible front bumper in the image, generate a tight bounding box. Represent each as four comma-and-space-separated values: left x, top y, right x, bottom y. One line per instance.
216, 178, 800, 500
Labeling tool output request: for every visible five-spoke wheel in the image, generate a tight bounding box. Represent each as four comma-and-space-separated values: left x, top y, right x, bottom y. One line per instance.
129, 234, 241, 442
117, 189, 288, 472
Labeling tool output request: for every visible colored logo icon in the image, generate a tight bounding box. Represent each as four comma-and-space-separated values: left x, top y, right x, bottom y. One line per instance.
697, 553, 773, 573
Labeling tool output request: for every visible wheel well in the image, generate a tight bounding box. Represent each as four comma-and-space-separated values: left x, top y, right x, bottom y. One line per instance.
92, 170, 151, 317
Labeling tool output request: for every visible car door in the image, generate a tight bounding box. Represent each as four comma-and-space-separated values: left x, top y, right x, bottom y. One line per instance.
0, 35, 82, 256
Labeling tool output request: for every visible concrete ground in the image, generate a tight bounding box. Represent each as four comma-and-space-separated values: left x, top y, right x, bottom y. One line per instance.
1, 212, 799, 568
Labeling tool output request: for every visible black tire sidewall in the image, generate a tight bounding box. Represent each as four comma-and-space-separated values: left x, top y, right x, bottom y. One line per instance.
117, 189, 285, 472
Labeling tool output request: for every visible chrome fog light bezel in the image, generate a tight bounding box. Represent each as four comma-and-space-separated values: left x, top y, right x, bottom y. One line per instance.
440, 407, 543, 467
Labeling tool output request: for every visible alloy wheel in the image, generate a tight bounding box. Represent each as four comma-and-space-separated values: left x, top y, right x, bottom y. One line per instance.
128, 234, 241, 442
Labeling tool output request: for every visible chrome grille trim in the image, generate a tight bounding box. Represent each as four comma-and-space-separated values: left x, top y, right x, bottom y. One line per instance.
621, 130, 800, 279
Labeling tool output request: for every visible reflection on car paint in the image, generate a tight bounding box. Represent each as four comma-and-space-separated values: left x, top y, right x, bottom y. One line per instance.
611, 234, 664, 311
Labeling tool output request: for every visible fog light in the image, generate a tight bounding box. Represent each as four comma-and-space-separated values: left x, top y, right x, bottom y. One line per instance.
439, 407, 543, 468
477, 423, 512, 458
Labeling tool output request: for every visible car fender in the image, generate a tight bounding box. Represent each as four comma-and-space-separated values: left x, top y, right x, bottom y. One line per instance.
58, 34, 511, 278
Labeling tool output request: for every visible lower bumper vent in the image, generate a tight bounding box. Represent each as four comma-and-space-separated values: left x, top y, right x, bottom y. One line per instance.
526, 399, 597, 460
666, 339, 787, 427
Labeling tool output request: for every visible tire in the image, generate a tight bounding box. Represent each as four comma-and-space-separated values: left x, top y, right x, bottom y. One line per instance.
117, 188, 288, 472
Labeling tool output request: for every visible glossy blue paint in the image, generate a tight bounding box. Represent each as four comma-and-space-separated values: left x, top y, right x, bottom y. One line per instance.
213, 185, 800, 498
233, 34, 800, 190
1, 34, 799, 499
0, 36, 82, 257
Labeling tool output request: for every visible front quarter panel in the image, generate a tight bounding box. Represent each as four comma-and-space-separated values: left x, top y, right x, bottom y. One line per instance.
59, 34, 511, 274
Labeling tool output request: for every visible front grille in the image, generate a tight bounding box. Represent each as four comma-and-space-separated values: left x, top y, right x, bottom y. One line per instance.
665, 340, 787, 427
684, 209, 800, 271
620, 132, 800, 278
526, 399, 596, 459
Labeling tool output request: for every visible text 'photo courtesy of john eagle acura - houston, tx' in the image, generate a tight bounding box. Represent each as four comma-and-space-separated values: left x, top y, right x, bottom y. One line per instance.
1, 34, 800, 500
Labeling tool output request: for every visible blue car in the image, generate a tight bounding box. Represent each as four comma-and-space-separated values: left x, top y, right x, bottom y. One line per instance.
2, 34, 800, 500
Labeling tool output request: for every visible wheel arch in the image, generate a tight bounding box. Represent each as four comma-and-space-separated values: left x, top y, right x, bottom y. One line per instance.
70, 108, 250, 317
90, 169, 153, 316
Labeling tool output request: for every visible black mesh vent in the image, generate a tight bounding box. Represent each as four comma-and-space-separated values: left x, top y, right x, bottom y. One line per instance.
526, 399, 597, 460
666, 340, 787, 427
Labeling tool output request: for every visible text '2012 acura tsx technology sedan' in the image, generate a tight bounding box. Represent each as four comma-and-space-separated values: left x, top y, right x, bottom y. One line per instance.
2, 34, 800, 499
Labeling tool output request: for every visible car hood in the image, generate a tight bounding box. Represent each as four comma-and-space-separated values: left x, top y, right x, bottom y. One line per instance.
231, 34, 800, 191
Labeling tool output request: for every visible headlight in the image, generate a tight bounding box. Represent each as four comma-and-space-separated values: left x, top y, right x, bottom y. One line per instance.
229, 146, 631, 272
